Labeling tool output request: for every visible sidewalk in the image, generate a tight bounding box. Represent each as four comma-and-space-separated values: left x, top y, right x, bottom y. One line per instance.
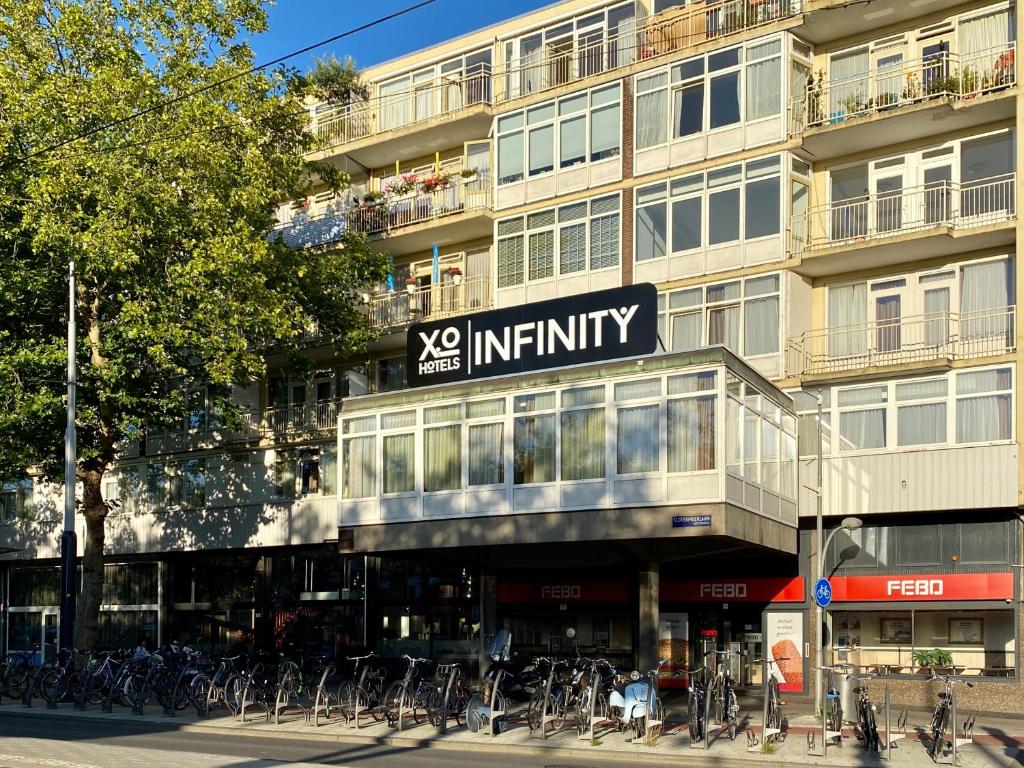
1, 694, 1020, 767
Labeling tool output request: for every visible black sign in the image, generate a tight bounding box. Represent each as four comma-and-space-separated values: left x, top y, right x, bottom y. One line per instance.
407, 283, 658, 388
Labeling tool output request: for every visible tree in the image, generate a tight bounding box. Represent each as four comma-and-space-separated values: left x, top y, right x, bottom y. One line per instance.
0, 0, 387, 648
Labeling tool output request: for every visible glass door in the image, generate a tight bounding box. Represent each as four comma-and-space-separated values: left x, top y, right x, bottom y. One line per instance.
464, 50, 492, 105
873, 48, 904, 108
873, 172, 905, 234
290, 383, 307, 431
922, 163, 953, 225
829, 47, 869, 117
43, 610, 58, 661
870, 279, 906, 356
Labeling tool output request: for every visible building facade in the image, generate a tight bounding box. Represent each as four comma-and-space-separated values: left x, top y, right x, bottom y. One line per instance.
2, 0, 1023, 711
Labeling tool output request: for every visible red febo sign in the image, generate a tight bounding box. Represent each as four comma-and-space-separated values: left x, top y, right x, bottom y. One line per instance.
829, 573, 1013, 602
661, 577, 805, 603
498, 581, 630, 604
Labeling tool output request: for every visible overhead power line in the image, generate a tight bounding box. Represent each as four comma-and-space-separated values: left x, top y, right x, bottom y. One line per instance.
19, 0, 438, 163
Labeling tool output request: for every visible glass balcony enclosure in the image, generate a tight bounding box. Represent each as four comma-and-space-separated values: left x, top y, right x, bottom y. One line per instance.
338, 348, 797, 527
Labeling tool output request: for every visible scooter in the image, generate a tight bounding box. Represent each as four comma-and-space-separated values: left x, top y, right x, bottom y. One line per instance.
479, 629, 542, 701
607, 660, 667, 743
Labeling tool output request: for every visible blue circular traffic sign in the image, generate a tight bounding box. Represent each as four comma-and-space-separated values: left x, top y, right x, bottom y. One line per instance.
813, 577, 832, 608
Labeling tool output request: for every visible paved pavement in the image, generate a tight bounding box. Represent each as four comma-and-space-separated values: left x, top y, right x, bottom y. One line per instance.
0, 694, 1020, 767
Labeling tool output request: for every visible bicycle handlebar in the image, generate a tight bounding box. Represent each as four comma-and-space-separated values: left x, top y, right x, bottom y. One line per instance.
929, 674, 975, 688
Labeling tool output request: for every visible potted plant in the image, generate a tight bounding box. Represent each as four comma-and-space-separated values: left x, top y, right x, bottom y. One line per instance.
961, 66, 979, 98
876, 91, 898, 110
460, 167, 478, 180
446, 266, 463, 286
361, 191, 386, 208
405, 275, 418, 294
385, 173, 418, 196
420, 170, 453, 194
902, 72, 921, 101
913, 648, 954, 674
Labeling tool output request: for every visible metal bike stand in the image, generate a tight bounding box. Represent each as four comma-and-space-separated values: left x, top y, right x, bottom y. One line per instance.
485, 668, 506, 737
21, 665, 45, 708
101, 673, 118, 714
578, 676, 598, 742
395, 681, 414, 732
74, 666, 92, 711
642, 672, 663, 746
755, 660, 781, 753
538, 665, 558, 740
436, 666, 458, 735
935, 688, 975, 766
807, 673, 837, 757
132, 665, 156, 716
881, 685, 906, 760
312, 667, 334, 727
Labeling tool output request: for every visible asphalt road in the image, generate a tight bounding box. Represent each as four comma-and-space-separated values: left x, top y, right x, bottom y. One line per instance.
0, 712, 655, 768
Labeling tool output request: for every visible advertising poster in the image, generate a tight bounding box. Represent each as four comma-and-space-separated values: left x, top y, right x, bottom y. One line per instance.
658, 612, 688, 688
765, 611, 805, 693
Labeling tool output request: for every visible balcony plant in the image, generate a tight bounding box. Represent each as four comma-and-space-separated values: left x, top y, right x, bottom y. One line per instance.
902, 72, 922, 101
876, 91, 899, 109
445, 265, 463, 285
360, 191, 387, 209
420, 169, 453, 194
994, 49, 1015, 88
385, 173, 418, 196
460, 167, 479, 179
405, 275, 418, 294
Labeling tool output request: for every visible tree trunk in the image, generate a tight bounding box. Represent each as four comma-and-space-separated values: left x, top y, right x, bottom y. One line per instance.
76, 468, 107, 650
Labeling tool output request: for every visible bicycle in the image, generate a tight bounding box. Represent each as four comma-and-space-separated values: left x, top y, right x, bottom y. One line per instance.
686, 662, 710, 742
706, 649, 742, 741
383, 655, 433, 726
426, 663, 468, 728
818, 663, 850, 746
575, 657, 613, 737
39, 648, 82, 704
337, 652, 386, 723
850, 672, 880, 752
760, 656, 787, 745
928, 672, 975, 761
2, 646, 38, 699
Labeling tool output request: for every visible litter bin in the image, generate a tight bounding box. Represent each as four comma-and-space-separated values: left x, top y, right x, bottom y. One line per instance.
838, 671, 859, 723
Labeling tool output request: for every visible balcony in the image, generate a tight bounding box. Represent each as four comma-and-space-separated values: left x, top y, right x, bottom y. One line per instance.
791, 175, 1016, 276
257, 398, 341, 438
786, 306, 1016, 379
273, 174, 493, 257
367, 276, 491, 332
792, 43, 1016, 157
494, 0, 800, 106
310, 68, 494, 167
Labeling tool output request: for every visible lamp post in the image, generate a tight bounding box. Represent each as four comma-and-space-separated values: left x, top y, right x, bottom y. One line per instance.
58, 259, 77, 653
814, 515, 862, 714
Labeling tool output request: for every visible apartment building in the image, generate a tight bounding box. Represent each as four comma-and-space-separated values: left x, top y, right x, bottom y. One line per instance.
2, 0, 1021, 711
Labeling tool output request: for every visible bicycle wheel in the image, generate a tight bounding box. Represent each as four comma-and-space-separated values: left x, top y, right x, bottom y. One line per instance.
452, 684, 469, 726
5, 664, 30, 697
278, 661, 302, 698
383, 681, 404, 725
466, 693, 485, 733
576, 686, 592, 736
550, 688, 568, 731
426, 688, 445, 727
224, 674, 245, 715
929, 707, 948, 759
189, 674, 211, 710
726, 688, 737, 740
367, 688, 386, 722
526, 689, 546, 732
864, 704, 879, 752
39, 669, 65, 703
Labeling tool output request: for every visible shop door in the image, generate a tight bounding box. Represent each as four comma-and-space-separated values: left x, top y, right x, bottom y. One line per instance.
7, 608, 57, 664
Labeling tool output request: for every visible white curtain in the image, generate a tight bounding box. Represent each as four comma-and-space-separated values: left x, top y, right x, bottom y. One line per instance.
829, 48, 869, 115
827, 283, 867, 357
959, 10, 1012, 58
667, 395, 716, 472
746, 56, 781, 120
320, 446, 337, 496
761, 420, 780, 492
514, 415, 555, 484
671, 311, 702, 351
608, 3, 637, 69
343, 436, 375, 498
383, 433, 414, 493
957, 394, 1011, 442
961, 260, 1011, 339
924, 288, 950, 347
520, 35, 543, 95
897, 403, 947, 445
839, 409, 885, 450
636, 88, 668, 149
424, 425, 461, 492
707, 305, 740, 352
744, 296, 779, 355
378, 78, 410, 131
468, 423, 504, 486
617, 405, 660, 473
561, 409, 605, 480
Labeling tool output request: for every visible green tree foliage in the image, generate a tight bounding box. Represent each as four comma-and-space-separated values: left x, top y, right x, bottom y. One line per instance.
0, 0, 387, 648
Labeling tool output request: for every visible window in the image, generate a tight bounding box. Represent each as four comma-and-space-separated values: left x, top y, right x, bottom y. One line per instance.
0, 479, 31, 522
956, 367, 1012, 442
896, 379, 947, 446
377, 357, 407, 393
184, 459, 206, 507
667, 372, 717, 472
497, 83, 621, 185
424, 405, 461, 492
636, 72, 668, 149
838, 386, 887, 450
383, 410, 416, 493
636, 155, 782, 261
745, 39, 782, 120
468, 398, 505, 486
659, 274, 781, 357
496, 194, 620, 287
342, 416, 376, 499
514, 413, 555, 484
560, 386, 605, 480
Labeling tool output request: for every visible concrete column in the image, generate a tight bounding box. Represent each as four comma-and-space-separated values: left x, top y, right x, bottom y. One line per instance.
638, 563, 660, 672
478, 570, 498, 679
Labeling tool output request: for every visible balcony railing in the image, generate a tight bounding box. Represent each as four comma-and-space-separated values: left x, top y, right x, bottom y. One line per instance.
273, 174, 492, 249
261, 398, 342, 436
311, 66, 493, 148
495, 0, 799, 103
786, 306, 1016, 377
790, 175, 1016, 255
792, 42, 1016, 133
367, 275, 491, 330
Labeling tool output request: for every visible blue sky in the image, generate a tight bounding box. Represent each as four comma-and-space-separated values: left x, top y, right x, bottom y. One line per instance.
251, 0, 555, 72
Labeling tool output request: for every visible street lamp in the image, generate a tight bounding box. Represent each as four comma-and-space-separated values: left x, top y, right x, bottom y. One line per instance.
59, 260, 77, 653
814, 515, 862, 713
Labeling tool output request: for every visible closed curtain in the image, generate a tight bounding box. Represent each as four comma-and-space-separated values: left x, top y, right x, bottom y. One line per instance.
671, 311, 702, 351
424, 425, 461, 492
924, 288, 950, 347
617, 405, 659, 473
746, 56, 781, 120
636, 89, 668, 149
707, 305, 740, 352
959, 10, 1012, 59
744, 296, 779, 355
378, 79, 410, 131
829, 48, 868, 114
383, 433, 414, 493
561, 409, 605, 480
468, 423, 504, 486
827, 283, 867, 357
897, 402, 947, 445
667, 395, 716, 472
839, 409, 885, 450
957, 393, 1011, 442
514, 415, 555, 484
961, 260, 1011, 340
521, 36, 543, 95
343, 436, 375, 498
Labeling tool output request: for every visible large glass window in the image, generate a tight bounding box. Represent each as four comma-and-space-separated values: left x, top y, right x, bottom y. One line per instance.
383, 433, 415, 493
561, 386, 606, 481
514, 414, 555, 484
956, 367, 1012, 442
838, 386, 887, 451
667, 372, 717, 472
424, 405, 461, 492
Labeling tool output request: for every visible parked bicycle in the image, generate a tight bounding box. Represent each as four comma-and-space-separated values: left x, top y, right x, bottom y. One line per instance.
575, 657, 614, 737
851, 672, 880, 752
818, 663, 850, 746
383, 655, 433, 726
928, 672, 975, 761
686, 661, 710, 742
2, 645, 39, 699
705, 649, 742, 740
426, 663, 468, 728
337, 652, 386, 722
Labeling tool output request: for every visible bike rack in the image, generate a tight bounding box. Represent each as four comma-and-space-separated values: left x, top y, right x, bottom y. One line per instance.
273, 679, 310, 725
394, 681, 417, 732
536, 664, 559, 740
577, 673, 598, 742
74, 664, 94, 711
934, 688, 975, 766
132, 663, 158, 716
435, 665, 459, 735
21, 665, 46, 709
481, 668, 507, 737
640, 671, 663, 746
312, 666, 338, 727
752, 659, 784, 753
807, 672, 842, 757
880, 685, 907, 761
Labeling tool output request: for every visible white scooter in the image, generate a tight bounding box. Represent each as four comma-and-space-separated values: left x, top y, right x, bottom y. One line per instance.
607, 659, 667, 743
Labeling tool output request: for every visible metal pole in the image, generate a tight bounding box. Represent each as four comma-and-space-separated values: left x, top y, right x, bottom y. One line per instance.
58, 259, 77, 653
814, 394, 824, 717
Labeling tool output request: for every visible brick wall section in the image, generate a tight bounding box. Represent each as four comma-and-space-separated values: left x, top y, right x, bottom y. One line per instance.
621, 74, 634, 286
